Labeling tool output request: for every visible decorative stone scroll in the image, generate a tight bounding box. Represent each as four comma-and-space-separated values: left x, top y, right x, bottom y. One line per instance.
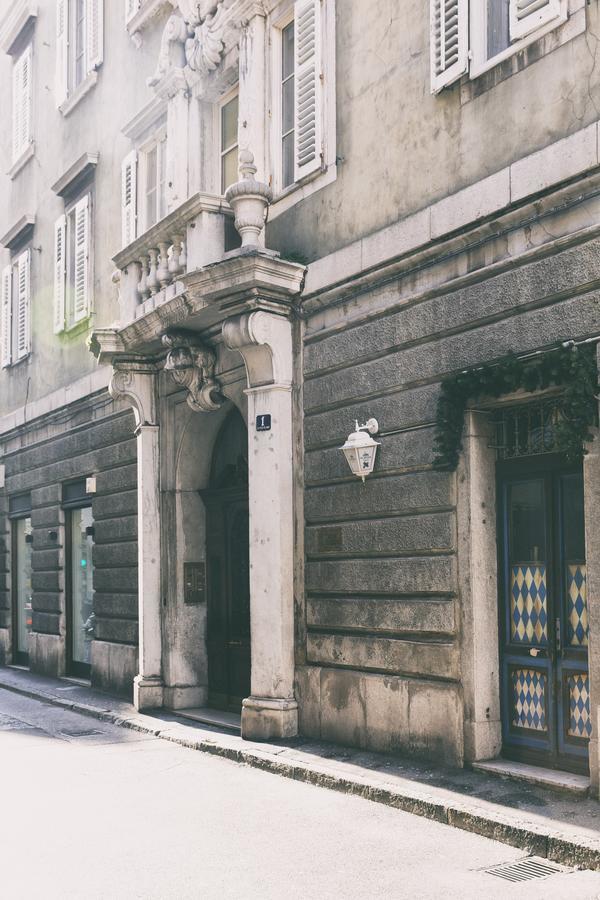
162, 330, 224, 412
149, 0, 236, 88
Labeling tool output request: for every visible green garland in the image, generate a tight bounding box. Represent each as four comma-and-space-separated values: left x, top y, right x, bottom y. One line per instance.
433, 343, 599, 470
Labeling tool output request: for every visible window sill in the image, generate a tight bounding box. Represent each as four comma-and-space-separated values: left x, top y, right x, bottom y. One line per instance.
59, 71, 98, 118
268, 163, 337, 221
126, 0, 169, 46
8, 142, 34, 180
61, 316, 91, 338
462, 4, 585, 104
2, 352, 31, 370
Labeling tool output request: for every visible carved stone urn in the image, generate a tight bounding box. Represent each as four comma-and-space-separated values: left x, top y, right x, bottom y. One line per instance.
225, 150, 273, 248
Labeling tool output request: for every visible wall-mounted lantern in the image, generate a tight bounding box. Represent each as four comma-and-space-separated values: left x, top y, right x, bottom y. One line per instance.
340, 418, 380, 482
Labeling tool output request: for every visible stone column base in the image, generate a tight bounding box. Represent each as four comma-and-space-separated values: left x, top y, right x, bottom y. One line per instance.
133, 675, 164, 711
241, 696, 298, 741
163, 684, 208, 710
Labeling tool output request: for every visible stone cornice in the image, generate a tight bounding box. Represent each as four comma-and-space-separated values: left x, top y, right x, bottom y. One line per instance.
0, 1, 37, 56
0, 213, 35, 250
51, 152, 99, 198
122, 96, 168, 141
90, 251, 305, 360
127, 0, 174, 46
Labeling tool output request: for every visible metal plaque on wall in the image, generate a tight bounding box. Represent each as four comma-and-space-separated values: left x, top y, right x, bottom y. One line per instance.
184, 562, 206, 604
318, 527, 343, 553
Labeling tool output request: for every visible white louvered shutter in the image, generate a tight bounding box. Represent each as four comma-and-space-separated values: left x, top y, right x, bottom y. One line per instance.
56, 0, 68, 106
1, 266, 12, 368
126, 0, 141, 24
87, 0, 104, 71
294, 0, 323, 182
121, 151, 137, 247
15, 250, 31, 361
12, 44, 32, 162
430, 0, 469, 94
509, 0, 562, 41
54, 215, 66, 334
73, 196, 90, 323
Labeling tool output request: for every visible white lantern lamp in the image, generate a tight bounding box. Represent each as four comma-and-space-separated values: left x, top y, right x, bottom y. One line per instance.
340, 418, 380, 482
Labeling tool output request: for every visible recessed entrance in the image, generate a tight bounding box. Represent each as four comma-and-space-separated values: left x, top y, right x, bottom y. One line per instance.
497, 405, 590, 774
202, 409, 250, 713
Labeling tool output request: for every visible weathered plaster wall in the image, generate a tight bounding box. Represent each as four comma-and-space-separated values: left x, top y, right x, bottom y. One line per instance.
268, 0, 600, 260
0, 2, 166, 417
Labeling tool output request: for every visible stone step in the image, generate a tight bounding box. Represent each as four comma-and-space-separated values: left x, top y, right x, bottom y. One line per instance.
175, 706, 241, 735
472, 759, 590, 796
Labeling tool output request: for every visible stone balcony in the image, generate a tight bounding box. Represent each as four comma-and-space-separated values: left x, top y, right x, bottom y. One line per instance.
113, 192, 238, 325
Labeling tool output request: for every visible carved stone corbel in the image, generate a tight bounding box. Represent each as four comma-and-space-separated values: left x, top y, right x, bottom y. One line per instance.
162, 330, 224, 412
109, 362, 158, 428
223, 311, 293, 388
148, 13, 189, 87
184, 0, 233, 77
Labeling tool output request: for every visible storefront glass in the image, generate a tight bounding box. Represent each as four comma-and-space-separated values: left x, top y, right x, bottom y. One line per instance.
70, 506, 94, 668
14, 517, 33, 658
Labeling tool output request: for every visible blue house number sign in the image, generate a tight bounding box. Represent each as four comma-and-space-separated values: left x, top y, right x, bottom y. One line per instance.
256, 414, 271, 432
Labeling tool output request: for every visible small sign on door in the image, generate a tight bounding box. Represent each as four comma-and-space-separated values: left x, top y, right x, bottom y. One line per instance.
256, 414, 271, 432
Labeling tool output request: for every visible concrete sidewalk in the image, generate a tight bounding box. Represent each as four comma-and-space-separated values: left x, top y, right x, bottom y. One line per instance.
1, 666, 600, 871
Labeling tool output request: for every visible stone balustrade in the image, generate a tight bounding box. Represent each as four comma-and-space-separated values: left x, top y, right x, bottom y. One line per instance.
113, 192, 237, 325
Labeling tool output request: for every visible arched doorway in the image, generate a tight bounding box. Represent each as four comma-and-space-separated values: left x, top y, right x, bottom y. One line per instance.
201, 409, 250, 712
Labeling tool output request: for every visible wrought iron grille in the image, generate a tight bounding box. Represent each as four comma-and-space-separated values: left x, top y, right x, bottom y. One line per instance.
493, 400, 563, 460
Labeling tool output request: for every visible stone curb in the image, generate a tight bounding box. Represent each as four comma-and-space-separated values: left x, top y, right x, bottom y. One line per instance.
3, 677, 600, 871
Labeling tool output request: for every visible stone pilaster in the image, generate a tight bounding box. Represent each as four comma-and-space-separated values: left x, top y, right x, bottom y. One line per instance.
238, 8, 267, 182
109, 363, 164, 710
223, 310, 298, 740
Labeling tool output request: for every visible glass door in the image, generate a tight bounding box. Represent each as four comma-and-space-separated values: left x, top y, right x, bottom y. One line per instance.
67, 506, 94, 678
499, 463, 590, 773
12, 517, 33, 666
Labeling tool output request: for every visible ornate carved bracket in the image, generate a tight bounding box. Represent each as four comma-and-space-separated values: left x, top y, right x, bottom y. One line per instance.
148, 0, 266, 91
162, 330, 224, 412
109, 362, 159, 428
223, 311, 293, 389
149, 2, 230, 89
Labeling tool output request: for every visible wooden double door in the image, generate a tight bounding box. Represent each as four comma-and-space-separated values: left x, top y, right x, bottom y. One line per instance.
498, 458, 590, 774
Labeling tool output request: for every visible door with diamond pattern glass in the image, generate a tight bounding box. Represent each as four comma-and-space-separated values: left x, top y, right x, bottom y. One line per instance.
499, 463, 589, 773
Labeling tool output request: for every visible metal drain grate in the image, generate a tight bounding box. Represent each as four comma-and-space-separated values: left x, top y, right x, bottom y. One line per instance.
60, 728, 103, 737
486, 857, 567, 883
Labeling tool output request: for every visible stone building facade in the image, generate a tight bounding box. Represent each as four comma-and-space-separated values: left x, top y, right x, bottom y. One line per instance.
2, 0, 600, 792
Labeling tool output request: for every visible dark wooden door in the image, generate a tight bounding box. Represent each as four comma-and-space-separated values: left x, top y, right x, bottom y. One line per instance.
205, 491, 251, 711
202, 408, 250, 712
498, 458, 590, 774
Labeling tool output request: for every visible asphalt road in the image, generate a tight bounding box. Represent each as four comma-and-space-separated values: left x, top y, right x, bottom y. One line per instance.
1, 688, 600, 900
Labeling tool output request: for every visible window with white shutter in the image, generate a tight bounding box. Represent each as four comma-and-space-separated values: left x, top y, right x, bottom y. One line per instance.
509, 0, 562, 41
293, 0, 323, 182
121, 151, 138, 247
73, 196, 90, 324
54, 215, 67, 334
1, 266, 12, 369
87, 0, 104, 70
15, 250, 31, 361
57, 0, 104, 106
12, 44, 32, 163
430, 0, 469, 93
63, 194, 91, 330
56, 0, 68, 106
